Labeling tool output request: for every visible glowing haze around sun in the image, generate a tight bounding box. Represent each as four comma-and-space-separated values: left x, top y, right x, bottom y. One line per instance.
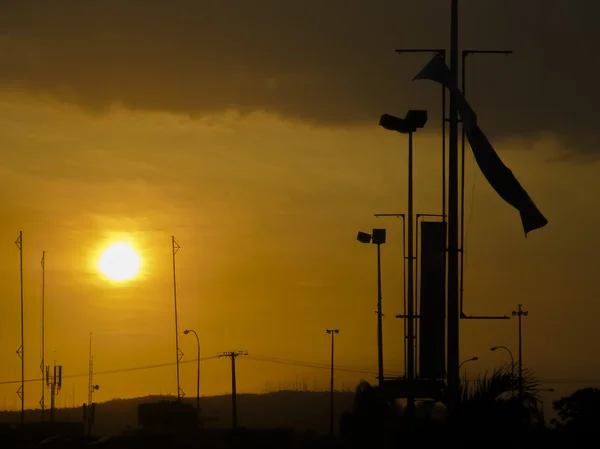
98, 242, 142, 281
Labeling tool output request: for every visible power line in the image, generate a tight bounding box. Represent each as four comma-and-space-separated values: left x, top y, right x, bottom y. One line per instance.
2, 354, 598, 388
245, 355, 402, 376
0, 356, 219, 386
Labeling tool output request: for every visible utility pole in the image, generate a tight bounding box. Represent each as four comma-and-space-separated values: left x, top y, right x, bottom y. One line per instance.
326, 329, 339, 437
40, 251, 45, 421
46, 362, 62, 423
218, 351, 247, 430
15, 231, 24, 425
86, 334, 99, 437
512, 304, 528, 400
172, 236, 184, 401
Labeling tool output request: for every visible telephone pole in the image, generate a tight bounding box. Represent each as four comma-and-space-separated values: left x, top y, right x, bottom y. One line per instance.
326, 329, 339, 437
512, 304, 528, 400
40, 251, 46, 421
15, 231, 24, 425
86, 334, 99, 437
172, 236, 185, 400
218, 351, 248, 430
46, 362, 62, 423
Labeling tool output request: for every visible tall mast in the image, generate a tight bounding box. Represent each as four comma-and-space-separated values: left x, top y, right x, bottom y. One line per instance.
15, 231, 24, 425
40, 251, 46, 420
446, 0, 460, 407
172, 236, 184, 400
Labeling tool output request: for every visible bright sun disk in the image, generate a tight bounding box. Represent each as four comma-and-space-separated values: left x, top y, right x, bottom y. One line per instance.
98, 242, 141, 281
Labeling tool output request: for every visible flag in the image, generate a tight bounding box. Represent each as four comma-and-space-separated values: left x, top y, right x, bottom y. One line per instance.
413, 54, 548, 236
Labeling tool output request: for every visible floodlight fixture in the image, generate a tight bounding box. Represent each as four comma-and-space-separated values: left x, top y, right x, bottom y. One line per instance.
379, 110, 428, 134
357, 231, 371, 244
372, 229, 386, 245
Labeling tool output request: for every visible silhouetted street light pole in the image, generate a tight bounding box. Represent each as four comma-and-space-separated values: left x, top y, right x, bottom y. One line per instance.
512, 304, 528, 400
357, 229, 386, 386
326, 329, 339, 437
491, 345, 515, 395
459, 356, 478, 369
218, 351, 248, 430
374, 213, 407, 373
379, 110, 428, 417
184, 329, 201, 410
459, 356, 478, 380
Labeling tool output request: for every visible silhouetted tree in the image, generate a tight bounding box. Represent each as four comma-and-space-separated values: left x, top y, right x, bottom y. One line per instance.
552, 387, 600, 432
452, 363, 543, 434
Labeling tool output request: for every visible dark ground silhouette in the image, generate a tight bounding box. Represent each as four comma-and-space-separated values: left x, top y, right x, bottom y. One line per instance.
0, 390, 355, 437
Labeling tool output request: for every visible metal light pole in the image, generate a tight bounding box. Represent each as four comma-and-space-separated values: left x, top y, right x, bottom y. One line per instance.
459, 356, 478, 380
447, 0, 460, 412
459, 356, 478, 369
357, 230, 386, 385
491, 345, 515, 385
512, 304, 528, 400
374, 214, 407, 373
326, 329, 339, 437
379, 110, 427, 417
184, 329, 201, 410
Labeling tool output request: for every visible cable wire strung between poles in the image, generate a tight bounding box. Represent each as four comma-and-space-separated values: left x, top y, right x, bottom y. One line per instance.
244, 355, 404, 377
1, 354, 593, 386
0, 356, 221, 385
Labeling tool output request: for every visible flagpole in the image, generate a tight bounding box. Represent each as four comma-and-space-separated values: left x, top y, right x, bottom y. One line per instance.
447, 0, 460, 412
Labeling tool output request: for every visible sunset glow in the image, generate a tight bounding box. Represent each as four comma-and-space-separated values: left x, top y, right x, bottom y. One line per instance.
98, 242, 142, 281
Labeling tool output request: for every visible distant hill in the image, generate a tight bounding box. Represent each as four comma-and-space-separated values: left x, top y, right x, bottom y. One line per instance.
0, 391, 356, 436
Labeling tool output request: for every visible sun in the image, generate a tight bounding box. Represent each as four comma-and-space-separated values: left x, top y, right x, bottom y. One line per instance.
98, 242, 142, 281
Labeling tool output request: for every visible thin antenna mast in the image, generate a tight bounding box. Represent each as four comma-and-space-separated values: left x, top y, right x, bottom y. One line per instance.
88, 333, 93, 406
172, 236, 184, 400
40, 251, 45, 421
15, 231, 24, 425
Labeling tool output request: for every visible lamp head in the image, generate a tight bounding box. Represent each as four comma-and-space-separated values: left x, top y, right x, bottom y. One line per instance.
183, 329, 190, 335
357, 231, 371, 244
379, 110, 428, 134
405, 110, 428, 129
379, 114, 412, 134
372, 229, 386, 245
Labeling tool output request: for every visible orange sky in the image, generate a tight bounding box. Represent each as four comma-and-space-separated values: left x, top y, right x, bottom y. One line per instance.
1, 0, 599, 410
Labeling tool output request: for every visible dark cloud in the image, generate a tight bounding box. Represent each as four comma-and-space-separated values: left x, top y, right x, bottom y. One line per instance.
0, 0, 598, 152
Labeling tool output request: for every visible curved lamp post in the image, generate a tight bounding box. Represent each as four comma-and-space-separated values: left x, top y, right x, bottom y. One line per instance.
183, 329, 200, 409
459, 356, 478, 369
